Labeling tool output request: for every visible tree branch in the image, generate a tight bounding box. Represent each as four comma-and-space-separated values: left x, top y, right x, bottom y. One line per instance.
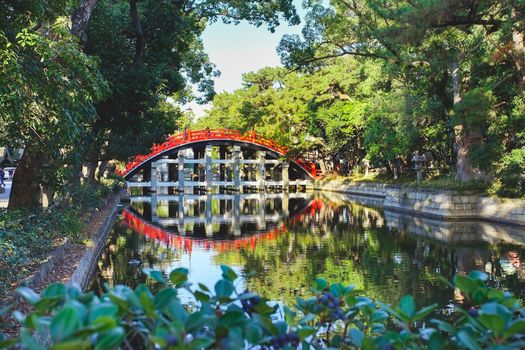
71, 0, 99, 45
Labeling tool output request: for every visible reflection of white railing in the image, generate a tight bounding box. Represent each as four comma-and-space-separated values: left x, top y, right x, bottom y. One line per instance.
130, 192, 310, 202
156, 213, 283, 226
130, 192, 313, 236
127, 180, 310, 188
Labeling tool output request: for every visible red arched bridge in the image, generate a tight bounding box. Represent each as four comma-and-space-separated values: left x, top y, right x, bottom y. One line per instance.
119, 129, 320, 192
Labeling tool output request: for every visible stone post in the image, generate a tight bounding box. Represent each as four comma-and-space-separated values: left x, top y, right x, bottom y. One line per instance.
219, 146, 226, 185
258, 151, 266, 191
151, 161, 158, 192
361, 159, 370, 176
178, 151, 185, 193
412, 154, 426, 183
168, 159, 177, 194
233, 146, 241, 191
205, 145, 213, 192
282, 161, 289, 191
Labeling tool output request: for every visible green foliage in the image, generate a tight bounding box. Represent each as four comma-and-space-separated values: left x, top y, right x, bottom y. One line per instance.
0, 16, 108, 186
273, 0, 525, 192
492, 147, 525, 198
452, 88, 495, 132
84, 0, 299, 164
197, 59, 377, 166
0, 208, 83, 297
0, 180, 122, 298
363, 92, 411, 166
4, 268, 525, 349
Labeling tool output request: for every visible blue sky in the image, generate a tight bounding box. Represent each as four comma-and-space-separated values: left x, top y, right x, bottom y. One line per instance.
185, 1, 306, 117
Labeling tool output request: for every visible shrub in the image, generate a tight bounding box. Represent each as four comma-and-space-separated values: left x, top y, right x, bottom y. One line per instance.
492, 147, 525, 198
2, 267, 524, 349
0, 177, 123, 298
0, 209, 84, 297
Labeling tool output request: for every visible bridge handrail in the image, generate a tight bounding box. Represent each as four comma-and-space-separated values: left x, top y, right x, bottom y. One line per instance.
118, 129, 318, 178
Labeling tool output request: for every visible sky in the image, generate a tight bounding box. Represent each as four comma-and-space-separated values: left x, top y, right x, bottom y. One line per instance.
184, 1, 306, 118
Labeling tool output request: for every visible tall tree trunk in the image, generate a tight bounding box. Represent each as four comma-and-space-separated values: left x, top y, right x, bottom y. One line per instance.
452, 59, 484, 182
512, 8, 525, 92
71, 0, 99, 45
451, 60, 478, 182
129, 0, 146, 69
96, 159, 109, 180
454, 125, 477, 181
9, 146, 45, 210
84, 160, 97, 185
63, 0, 100, 192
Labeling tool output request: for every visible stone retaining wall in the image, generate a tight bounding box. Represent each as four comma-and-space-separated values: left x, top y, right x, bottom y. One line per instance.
384, 211, 525, 244
69, 194, 121, 290
316, 181, 525, 226
478, 197, 525, 226
384, 189, 479, 219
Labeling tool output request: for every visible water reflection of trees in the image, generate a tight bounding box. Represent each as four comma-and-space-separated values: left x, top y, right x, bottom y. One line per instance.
214, 201, 525, 308
90, 223, 181, 294
92, 197, 525, 310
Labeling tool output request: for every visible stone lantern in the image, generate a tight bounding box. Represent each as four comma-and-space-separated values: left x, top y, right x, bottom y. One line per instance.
412, 153, 427, 182
360, 158, 370, 176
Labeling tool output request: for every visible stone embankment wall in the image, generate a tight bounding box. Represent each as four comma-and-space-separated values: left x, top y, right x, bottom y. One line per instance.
315, 180, 525, 226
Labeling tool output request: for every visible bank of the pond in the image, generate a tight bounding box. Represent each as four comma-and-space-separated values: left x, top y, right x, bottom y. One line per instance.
315, 179, 525, 227
0, 188, 124, 312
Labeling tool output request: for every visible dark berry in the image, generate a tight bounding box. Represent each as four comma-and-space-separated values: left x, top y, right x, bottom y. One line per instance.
166, 335, 178, 346
289, 333, 299, 343
468, 307, 479, 318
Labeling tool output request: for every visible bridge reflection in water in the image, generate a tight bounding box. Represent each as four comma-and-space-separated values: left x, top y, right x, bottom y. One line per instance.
91, 191, 525, 309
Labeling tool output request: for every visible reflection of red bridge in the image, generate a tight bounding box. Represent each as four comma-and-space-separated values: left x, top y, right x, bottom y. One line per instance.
121, 199, 325, 252
117, 129, 321, 179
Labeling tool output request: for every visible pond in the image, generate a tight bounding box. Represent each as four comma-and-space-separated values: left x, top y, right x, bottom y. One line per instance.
90, 190, 525, 314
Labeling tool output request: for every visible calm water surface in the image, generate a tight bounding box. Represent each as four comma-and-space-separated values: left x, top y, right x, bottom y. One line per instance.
90, 191, 525, 312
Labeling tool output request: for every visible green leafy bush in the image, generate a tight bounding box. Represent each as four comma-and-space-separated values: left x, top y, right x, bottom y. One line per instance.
0, 208, 83, 296
2, 267, 524, 349
491, 147, 525, 198
0, 179, 123, 298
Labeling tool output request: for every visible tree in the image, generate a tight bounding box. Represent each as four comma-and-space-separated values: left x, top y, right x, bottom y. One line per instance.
1, 0, 300, 207
0, 2, 108, 209
278, 0, 525, 182
80, 0, 300, 183
198, 59, 377, 168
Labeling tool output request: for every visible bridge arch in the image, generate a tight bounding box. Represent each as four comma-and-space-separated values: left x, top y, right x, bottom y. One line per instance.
119, 129, 319, 185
